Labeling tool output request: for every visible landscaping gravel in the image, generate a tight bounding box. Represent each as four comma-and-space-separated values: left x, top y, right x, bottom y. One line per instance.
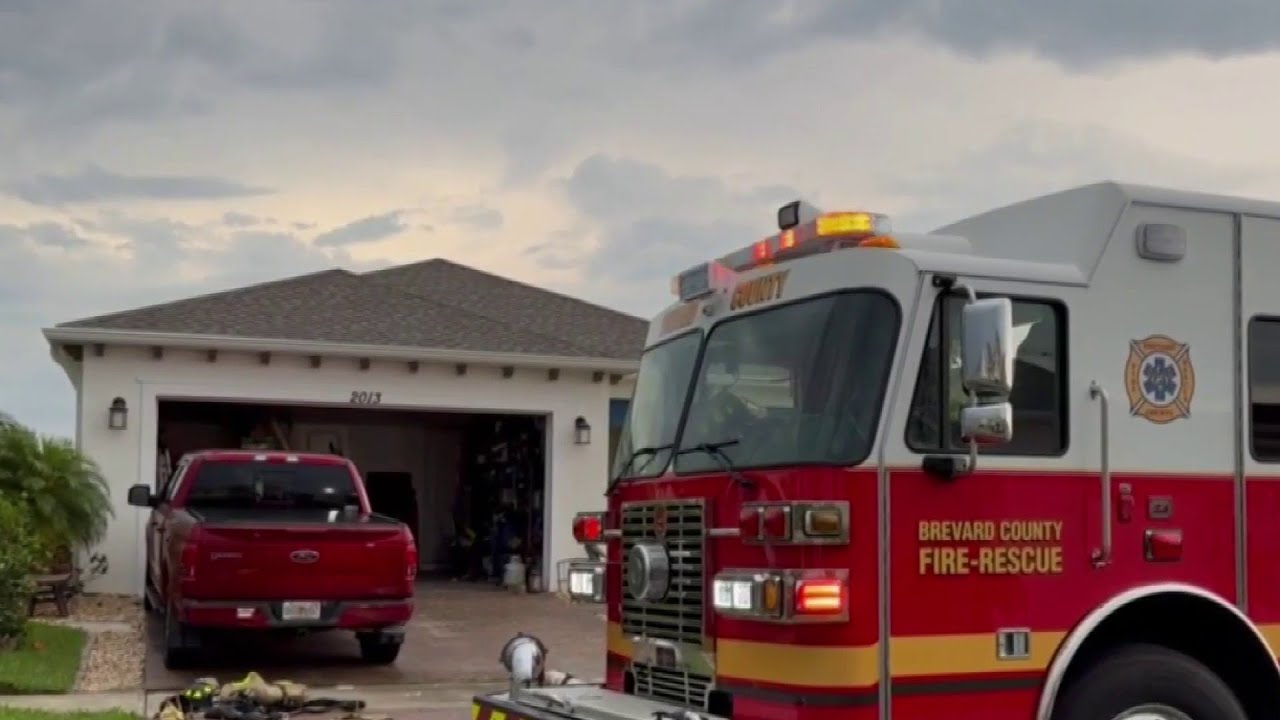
32, 594, 144, 692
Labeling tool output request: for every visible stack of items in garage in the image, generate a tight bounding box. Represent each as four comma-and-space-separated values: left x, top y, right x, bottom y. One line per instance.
451, 416, 545, 591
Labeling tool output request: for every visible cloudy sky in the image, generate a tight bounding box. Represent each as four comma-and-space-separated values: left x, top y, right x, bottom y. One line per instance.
4, 0, 1279, 436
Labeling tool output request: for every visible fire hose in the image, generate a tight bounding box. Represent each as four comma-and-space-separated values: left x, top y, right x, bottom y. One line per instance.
153, 672, 386, 720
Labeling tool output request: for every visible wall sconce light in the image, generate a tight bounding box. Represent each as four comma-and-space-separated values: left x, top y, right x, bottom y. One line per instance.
108, 397, 128, 431
574, 416, 591, 445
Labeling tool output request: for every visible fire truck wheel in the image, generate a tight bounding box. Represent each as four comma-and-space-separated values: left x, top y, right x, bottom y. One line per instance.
1054, 643, 1246, 720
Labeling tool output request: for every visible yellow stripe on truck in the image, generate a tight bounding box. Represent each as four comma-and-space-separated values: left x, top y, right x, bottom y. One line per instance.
607, 622, 633, 658
717, 637, 879, 686
606, 622, 1074, 687
600, 621, 1280, 692
1253, 624, 1280, 656
890, 631, 1065, 677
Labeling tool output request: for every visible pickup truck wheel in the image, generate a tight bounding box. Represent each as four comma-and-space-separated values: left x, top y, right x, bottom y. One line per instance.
162, 610, 196, 670
1053, 643, 1245, 720
358, 635, 402, 665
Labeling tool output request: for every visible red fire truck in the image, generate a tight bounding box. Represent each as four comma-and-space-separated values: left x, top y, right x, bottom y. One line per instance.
473, 182, 1280, 720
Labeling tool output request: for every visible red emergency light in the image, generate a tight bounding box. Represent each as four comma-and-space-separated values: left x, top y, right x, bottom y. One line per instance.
572, 512, 604, 543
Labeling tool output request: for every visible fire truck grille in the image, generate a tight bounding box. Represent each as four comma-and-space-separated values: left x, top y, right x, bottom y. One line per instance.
631, 663, 713, 709
620, 500, 706, 648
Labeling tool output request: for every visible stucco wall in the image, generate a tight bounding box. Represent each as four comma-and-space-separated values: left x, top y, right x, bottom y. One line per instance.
76, 345, 633, 596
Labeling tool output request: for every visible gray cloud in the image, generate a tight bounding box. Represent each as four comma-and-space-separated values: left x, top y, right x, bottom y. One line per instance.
221, 211, 262, 228
5, 165, 270, 207
883, 122, 1272, 231
0, 221, 92, 251
312, 210, 409, 247
804, 1, 1280, 69
550, 154, 802, 315
608, 1, 1280, 71
563, 154, 797, 225
0, 0, 1277, 154
0, 210, 387, 435
449, 204, 505, 231
0, 0, 423, 135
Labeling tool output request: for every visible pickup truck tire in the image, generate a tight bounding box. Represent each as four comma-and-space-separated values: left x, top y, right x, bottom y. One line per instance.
162, 610, 197, 670
1053, 643, 1246, 720
142, 565, 155, 613
358, 635, 402, 665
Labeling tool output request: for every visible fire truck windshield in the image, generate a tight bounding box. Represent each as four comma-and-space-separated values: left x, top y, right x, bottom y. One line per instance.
675, 290, 900, 474
610, 330, 702, 481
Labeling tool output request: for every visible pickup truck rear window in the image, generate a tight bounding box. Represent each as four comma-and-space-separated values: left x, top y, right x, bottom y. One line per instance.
184, 461, 361, 510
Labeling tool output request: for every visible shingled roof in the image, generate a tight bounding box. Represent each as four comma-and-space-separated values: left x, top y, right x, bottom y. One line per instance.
56, 259, 648, 361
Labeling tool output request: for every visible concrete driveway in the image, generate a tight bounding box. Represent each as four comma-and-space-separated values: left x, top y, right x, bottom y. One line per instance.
144, 581, 605, 691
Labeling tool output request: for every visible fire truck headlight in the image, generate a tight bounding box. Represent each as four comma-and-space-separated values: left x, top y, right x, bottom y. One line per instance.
713, 578, 756, 611
567, 563, 605, 603
714, 569, 848, 623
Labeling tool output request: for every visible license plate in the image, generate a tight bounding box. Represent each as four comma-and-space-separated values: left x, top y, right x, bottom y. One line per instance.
654, 645, 678, 669
281, 601, 321, 621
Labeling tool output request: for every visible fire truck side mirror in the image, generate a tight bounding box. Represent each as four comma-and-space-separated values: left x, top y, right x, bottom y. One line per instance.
960, 297, 1015, 398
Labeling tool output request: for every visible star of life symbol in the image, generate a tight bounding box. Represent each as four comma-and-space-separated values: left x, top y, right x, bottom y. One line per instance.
1124, 335, 1196, 424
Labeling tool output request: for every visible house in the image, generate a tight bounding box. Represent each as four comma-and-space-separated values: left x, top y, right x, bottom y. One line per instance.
43, 258, 645, 596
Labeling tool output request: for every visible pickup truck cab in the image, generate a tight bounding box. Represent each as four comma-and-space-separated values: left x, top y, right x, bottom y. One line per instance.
127, 449, 418, 669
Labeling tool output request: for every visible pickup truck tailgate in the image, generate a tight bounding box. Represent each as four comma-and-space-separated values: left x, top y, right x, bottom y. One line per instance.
189, 510, 411, 601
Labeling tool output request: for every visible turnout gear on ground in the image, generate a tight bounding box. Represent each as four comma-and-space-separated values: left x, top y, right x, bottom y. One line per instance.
152, 672, 383, 720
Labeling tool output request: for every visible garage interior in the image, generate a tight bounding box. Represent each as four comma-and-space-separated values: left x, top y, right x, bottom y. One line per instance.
155, 400, 548, 590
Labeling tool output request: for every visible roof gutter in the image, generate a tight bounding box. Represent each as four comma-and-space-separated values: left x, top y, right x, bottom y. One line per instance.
41, 327, 641, 374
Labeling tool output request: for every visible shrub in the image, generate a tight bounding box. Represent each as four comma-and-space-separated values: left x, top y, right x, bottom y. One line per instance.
0, 493, 37, 644
0, 422, 113, 561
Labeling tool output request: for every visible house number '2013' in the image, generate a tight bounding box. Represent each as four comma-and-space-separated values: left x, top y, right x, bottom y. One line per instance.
350, 391, 383, 405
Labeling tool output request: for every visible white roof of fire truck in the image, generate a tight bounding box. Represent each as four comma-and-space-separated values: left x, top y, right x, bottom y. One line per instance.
670, 181, 1280, 299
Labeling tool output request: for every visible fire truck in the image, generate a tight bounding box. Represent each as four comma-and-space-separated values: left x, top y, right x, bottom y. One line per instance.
473, 181, 1280, 720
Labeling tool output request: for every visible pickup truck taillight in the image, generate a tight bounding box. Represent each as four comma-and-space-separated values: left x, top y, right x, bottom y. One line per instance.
404, 529, 418, 582
179, 532, 201, 581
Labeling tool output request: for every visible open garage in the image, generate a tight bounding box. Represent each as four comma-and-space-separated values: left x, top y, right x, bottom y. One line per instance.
156, 400, 550, 578
43, 258, 643, 603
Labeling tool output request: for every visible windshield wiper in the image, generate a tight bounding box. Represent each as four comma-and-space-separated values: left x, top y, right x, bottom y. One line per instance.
605, 443, 675, 496
675, 439, 755, 490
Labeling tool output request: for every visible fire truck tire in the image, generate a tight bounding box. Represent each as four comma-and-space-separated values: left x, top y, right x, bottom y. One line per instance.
1054, 643, 1246, 720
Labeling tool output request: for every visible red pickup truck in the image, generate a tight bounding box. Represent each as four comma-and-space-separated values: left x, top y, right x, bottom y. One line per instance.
127, 450, 418, 669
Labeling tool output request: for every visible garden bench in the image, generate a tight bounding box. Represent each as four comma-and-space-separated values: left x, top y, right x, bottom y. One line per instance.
27, 571, 76, 617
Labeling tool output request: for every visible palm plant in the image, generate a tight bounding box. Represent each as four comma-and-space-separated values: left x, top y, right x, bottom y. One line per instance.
0, 420, 113, 564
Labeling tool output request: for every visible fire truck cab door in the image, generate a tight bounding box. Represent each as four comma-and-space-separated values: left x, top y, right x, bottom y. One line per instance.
880, 275, 1087, 719
883, 204, 1236, 720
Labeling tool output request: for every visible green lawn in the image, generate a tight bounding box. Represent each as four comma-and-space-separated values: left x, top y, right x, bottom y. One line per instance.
0, 711, 136, 720
0, 623, 87, 695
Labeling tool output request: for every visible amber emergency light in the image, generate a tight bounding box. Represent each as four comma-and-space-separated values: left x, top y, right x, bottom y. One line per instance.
672, 201, 899, 299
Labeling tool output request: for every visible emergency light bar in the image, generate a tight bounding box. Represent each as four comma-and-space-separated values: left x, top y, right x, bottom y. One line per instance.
671, 202, 897, 298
